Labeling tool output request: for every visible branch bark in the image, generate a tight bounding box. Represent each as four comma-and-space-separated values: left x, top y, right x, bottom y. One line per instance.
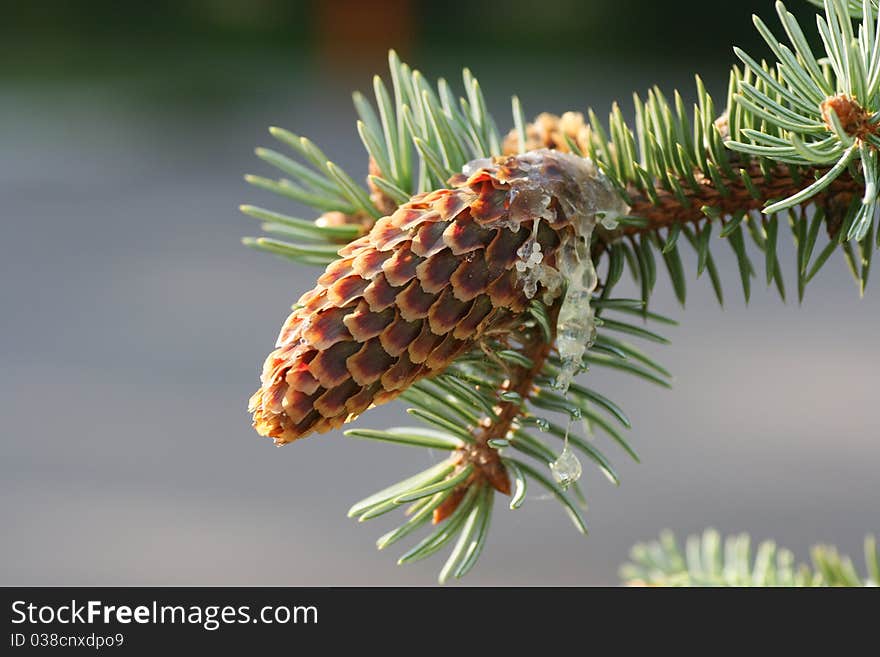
433, 302, 561, 522
619, 164, 860, 237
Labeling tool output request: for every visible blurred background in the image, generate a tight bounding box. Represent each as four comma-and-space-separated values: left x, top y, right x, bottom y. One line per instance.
2, 0, 877, 586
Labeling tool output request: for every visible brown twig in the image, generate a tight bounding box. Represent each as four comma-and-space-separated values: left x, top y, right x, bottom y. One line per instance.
621, 165, 860, 236
433, 302, 561, 522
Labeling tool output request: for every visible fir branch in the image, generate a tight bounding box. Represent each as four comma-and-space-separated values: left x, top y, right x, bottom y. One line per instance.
616, 163, 861, 235
622, 529, 879, 587
556, 0, 880, 301
238, 1, 878, 582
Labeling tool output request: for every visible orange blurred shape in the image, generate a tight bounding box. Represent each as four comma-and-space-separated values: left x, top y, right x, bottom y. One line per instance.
316, 0, 413, 75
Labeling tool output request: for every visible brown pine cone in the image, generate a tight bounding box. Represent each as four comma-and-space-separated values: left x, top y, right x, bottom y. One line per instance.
502, 111, 592, 156
249, 150, 611, 444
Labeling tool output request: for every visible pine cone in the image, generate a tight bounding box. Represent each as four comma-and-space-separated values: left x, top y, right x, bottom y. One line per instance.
502, 112, 592, 156
249, 150, 610, 444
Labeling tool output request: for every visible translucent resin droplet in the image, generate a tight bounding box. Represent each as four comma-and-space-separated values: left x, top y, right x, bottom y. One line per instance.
553, 232, 599, 392
550, 420, 583, 490
516, 221, 545, 299
550, 444, 582, 490
599, 212, 620, 230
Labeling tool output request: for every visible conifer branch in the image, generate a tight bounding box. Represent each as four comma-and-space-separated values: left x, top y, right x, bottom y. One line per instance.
618, 164, 861, 237
622, 529, 879, 587
239, 0, 878, 582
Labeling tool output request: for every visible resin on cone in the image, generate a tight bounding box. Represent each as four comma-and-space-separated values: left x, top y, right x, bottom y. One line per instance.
249, 149, 625, 444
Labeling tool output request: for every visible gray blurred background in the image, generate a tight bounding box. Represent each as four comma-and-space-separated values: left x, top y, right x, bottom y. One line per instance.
2, 0, 877, 586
